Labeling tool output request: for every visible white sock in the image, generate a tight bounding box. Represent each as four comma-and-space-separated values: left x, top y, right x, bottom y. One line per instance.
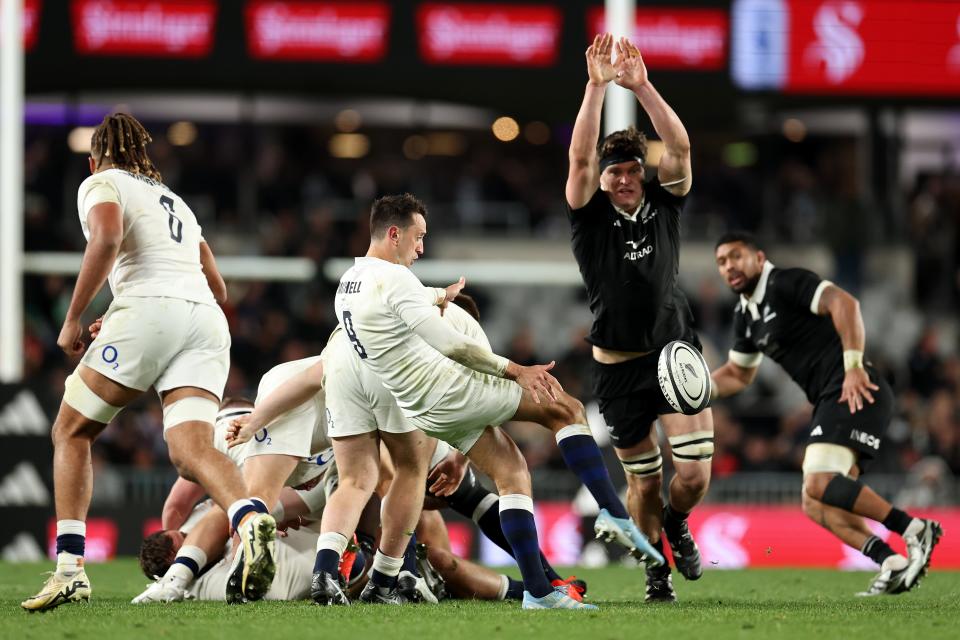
316, 532, 349, 555
371, 550, 404, 578
165, 563, 194, 588
496, 574, 509, 600
56, 552, 82, 577
227, 499, 252, 527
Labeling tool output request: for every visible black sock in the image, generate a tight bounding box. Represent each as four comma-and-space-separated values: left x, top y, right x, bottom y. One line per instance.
861, 536, 895, 566
505, 577, 525, 600
648, 536, 669, 574
663, 503, 689, 538
882, 508, 913, 536
402, 534, 419, 576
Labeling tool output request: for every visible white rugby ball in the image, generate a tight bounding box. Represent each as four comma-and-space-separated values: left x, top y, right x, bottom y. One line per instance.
657, 340, 712, 415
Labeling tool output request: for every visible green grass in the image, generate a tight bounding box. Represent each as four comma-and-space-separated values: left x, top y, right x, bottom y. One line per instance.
3, 561, 959, 640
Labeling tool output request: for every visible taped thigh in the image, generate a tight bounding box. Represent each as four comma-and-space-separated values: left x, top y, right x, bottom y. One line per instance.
163, 396, 219, 432
621, 445, 663, 476
63, 373, 123, 424
668, 430, 714, 464
802, 443, 856, 476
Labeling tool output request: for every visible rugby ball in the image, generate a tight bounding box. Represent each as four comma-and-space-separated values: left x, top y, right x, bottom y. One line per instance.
657, 340, 712, 415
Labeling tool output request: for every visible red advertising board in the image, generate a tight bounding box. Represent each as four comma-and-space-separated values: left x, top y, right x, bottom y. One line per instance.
587, 7, 728, 70
71, 0, 218, 57
733, 0, 960, 95
245, 1, 390, 62
417, 3, 562, 66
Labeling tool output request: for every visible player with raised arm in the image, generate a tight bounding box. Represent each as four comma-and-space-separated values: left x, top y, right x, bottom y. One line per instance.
565, 34, 710, 601
711, 232, 943, 595
331, 193, 665, 610
21, 114, 275, 612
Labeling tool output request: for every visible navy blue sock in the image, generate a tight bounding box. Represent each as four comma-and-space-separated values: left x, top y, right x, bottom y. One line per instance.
505, 577, 525, 600
314, 549, 340, 575
402, 534, 419, 576
56, 534, 85, 556
369, 569, 397, 589
556, 431, 628, 519
474, 501, 562, 582
499, 502, 552, 598
349, 551, 369, 583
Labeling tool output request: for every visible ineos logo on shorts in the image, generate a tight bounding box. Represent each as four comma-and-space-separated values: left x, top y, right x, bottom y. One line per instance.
850, 428, 880, 450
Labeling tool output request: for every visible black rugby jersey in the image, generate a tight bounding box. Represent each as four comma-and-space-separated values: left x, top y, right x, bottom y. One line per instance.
567, 179, 693, 352
729, 262, 845, 403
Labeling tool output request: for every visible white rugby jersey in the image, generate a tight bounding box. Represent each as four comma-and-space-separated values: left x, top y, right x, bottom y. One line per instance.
76, 168, 215, 304
334, 257, 469, 417
323, 301, 493, 420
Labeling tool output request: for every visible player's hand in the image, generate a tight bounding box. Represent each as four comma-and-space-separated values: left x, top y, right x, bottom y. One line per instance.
511, 361, 563, 404
57, 318, 86, 356
440, 277, 466, 315
838, 368, 879, 414
88, 316, 104, 340
614, 37, 649, 90
226, 414, 261, 447
427, 451, 468, 497
586, 33, 616, 86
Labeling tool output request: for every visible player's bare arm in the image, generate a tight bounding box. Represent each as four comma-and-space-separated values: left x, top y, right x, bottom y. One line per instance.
710, 360, 759, 400
226, 361, 324, 446
614, 37, 692, 196
427, 449, 469, 497
162, 477, 207, 530
816, 284, 879, 414
566, 33, 614, 209
58, 202, 124, 356
199, 241, 228, 304
438, 277, 466, 315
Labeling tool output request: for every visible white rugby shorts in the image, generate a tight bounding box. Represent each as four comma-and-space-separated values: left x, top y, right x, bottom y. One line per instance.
408, 369, 522, 454
81, 296, 230, 398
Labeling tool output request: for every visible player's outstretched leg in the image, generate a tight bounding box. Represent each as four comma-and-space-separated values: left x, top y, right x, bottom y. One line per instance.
466, 427, 597, 611
513, 392, 663, 567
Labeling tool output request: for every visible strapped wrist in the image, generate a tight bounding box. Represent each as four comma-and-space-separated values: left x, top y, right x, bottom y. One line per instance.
843, 350, 864, 372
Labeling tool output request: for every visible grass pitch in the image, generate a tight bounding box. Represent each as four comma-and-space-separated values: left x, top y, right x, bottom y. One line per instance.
3, 561, 959, 640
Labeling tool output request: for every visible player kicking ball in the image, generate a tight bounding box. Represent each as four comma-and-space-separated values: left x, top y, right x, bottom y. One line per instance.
333, 194, 665, 610
710, 232, 942, 595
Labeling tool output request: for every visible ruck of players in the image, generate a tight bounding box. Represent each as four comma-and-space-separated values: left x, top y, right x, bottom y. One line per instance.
21, 32, 943, 614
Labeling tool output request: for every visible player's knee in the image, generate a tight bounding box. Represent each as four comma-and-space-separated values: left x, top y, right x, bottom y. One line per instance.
802, 472, 833, 502
674, 461, 710, 496
627, 471, 662, 501
800, 488, 822, 521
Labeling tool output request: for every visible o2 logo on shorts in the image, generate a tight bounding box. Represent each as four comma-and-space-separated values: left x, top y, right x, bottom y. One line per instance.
254, 428, 272, 445
101, 345, 120, 370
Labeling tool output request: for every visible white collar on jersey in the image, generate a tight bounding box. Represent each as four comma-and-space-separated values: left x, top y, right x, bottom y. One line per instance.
739, 260, 776, 321
613, 195, 648, 222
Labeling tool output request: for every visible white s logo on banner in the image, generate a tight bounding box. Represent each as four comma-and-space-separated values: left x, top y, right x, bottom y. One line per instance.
804, 1, 865, 84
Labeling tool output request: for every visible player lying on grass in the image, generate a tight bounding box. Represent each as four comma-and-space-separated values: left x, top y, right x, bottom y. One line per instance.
710, 232, 942, 596
137, 498, 534, 605
133, 398, 341, 603
329, 194, 663, 609
229, 300, 587, 604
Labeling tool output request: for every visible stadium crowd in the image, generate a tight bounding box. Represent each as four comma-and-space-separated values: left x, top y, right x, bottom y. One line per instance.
17, 124, 960, 492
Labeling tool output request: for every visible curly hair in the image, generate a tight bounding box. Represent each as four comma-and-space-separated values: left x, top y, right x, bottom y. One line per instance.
597, 126, 648, 163
91, 113, 162, 183
139, 530, 177, 579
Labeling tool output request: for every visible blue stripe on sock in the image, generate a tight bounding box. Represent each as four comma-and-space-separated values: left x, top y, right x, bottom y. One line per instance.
230, 503, 257, 532
370, 569, 397, 589
56, 533, 85, 556
173, 556, 200, 576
